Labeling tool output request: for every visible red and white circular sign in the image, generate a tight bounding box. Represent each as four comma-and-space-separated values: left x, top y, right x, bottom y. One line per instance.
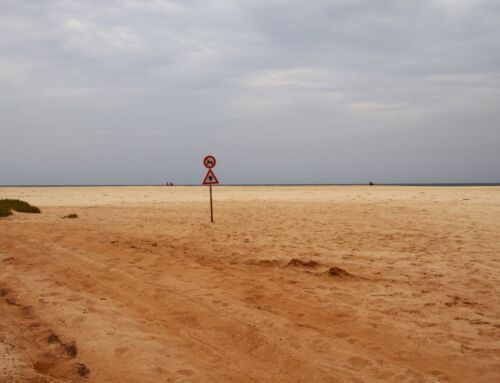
203, 155, 216, 169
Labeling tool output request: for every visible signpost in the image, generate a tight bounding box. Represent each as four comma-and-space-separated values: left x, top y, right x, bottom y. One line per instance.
203, 155, 219, 223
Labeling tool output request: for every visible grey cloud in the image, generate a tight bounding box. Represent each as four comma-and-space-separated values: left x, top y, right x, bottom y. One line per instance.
0, 0, 499, 185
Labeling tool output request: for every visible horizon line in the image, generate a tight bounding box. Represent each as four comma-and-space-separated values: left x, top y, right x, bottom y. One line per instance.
1, 183, 499, 187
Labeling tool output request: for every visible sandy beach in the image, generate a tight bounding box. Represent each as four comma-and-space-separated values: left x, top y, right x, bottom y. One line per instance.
1, 186, 499, 382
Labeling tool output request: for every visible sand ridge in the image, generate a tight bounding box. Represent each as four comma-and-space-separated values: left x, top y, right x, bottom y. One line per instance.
1, 186, 499, 382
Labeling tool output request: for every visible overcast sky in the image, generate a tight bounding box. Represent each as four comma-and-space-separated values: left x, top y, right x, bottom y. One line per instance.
1, 0, 499, 185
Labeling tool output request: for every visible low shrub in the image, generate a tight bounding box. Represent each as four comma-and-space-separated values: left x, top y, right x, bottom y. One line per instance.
0, 199, 41, 217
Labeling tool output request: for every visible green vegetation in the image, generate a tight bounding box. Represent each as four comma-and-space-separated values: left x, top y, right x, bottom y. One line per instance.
0, 199, 41, 217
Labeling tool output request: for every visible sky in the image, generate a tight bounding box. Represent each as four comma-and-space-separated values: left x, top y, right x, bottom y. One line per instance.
1, 0, 499, 185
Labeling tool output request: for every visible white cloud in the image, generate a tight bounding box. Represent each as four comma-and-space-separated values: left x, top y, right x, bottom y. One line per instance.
247, 68, 327, 89
62, 18, 148, 57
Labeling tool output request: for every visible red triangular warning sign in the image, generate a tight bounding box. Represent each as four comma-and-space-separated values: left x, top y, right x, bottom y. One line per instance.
203, 169, 219, 185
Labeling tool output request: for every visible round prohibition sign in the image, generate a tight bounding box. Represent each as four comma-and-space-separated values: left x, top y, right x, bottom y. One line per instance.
203, 155, 216, 169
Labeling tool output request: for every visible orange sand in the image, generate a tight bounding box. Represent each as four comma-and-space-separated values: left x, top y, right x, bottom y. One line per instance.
1, 186, 499, 382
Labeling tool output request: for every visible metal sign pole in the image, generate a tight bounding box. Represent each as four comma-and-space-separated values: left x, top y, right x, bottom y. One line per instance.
209, 184, 214, 223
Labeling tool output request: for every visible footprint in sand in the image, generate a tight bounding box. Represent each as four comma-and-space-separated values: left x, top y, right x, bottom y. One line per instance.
177, 369, 195, 376
154, 366, 170, 375
430, 370, 451, 381
334, 332, 349, 338
71, 316, 87, 327
114, 347, 130, 357
347, 356, 373, 370
347, 337, 359, 345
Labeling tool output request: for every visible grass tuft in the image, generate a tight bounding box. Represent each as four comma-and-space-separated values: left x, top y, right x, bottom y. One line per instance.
0, 199, 41, 217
